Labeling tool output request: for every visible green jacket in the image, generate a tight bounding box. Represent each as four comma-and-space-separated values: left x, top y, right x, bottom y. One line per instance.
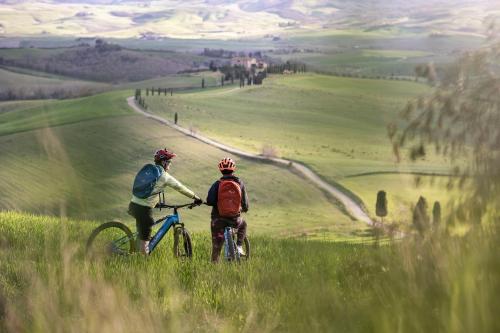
131, 169, 197, 208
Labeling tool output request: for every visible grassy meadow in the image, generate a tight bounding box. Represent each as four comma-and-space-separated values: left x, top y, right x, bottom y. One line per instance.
0, 211, 497, 332
0, 89, 369, 240
146, 73, 456, 221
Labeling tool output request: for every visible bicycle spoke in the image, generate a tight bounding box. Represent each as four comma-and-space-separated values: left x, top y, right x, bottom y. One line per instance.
87, 222, 134, 259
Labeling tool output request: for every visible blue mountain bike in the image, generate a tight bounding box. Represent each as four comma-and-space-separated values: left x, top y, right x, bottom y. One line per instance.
86, 202, 198, 258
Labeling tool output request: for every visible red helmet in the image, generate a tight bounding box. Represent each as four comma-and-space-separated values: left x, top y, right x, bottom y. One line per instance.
154, 149, 176, 164
218, 157, 236, 172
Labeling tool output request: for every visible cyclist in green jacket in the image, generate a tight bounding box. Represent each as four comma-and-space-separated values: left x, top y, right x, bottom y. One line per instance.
129, 149, 202, 254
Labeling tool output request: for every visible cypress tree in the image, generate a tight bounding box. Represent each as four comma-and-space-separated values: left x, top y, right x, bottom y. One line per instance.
432, 201, 442, 228
375, 191, 388, 223
413, 196, 430, 236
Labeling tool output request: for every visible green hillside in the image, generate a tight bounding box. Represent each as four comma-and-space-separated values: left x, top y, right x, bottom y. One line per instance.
0, 46, 209, 82
0, 67, 109, 99
147, 74, 440, 176
0, 90, 364, 239
145, 74, 456, 220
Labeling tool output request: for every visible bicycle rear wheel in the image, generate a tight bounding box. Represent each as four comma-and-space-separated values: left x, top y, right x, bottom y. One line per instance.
225, 228, 237, 261
231, 233, 250, 261
86, 221, 135, 259
173, 226, 192, 259
240, 237, 250, 261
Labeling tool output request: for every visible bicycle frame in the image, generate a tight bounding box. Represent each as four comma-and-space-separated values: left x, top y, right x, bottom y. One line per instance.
148, 208, 181, 253
111, 208, 182, 254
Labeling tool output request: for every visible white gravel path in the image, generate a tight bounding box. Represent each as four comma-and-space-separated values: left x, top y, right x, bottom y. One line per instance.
127, 96, 374, 225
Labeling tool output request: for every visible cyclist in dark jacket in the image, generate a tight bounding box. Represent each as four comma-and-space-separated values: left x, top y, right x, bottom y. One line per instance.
206, 158, 249, 262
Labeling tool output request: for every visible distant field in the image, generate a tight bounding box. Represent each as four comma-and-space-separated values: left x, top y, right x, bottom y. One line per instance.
274, 49, 435, 77
0, 91, 365, 240
117, 71, 225, 90
147, 74, 445, 178
0, 67, 109, 100
145, 74, 456, 222
0, 65, 225, 100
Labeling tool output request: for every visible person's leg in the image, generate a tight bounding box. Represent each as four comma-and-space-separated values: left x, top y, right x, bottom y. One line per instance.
211, 218, 226, 262
130, 202, 154, 254
228, 217, 247, 246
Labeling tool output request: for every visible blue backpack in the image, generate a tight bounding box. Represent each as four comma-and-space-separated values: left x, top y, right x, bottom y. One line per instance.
132, 164, 163, 199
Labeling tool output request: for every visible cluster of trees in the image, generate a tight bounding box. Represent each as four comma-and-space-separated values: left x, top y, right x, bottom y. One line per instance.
412, 196, 442, 236
0, 42, 192, 83
215, 64, 267, 86
316, 70, 417, 82
144, 87, 172, 96
267, 61, 306, 74
375, 190, 442, 237
134, 89, 148, 109
202, 48, 263, 59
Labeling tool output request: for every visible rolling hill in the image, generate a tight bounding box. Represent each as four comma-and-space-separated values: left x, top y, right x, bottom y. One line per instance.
0, 89, 366, 240
0, 66, 110, 99
0, 0, 497, 39
145, 73, 457, 222
0, 43, 209, 82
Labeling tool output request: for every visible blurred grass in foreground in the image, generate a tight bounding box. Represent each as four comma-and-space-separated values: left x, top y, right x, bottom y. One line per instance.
0, 211, 497, 332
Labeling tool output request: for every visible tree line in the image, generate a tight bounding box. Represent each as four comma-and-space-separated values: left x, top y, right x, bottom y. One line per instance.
266, 61, 307, 74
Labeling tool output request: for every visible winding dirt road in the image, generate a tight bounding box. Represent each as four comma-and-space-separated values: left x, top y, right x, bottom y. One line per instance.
127, 96, 374, 225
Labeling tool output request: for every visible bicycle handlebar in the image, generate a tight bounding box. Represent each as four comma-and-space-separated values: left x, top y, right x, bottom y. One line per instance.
155, 202, 201, 210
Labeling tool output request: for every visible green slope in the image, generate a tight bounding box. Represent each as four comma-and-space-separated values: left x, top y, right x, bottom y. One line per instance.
0, 91, 130, 136
145, 74, 457, 221
0, 67, 109, 99
0, 90, 364, 239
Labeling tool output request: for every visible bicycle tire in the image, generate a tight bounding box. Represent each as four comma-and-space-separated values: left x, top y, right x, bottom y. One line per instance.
226, 229, 237, 262
173, 226, 192, 259
241, 237, 250, 260
230, 230, 250, 261
86, 221, 135, 258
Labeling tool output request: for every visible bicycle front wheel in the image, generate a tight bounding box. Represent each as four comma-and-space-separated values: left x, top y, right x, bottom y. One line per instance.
86, 221, 135, 259
173, 226, 192, 259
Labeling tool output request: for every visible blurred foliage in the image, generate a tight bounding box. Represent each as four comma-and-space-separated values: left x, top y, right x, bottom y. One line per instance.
389, 21, 500, 224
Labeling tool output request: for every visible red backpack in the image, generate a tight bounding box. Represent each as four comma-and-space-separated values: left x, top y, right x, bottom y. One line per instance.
217, 179, 242, 217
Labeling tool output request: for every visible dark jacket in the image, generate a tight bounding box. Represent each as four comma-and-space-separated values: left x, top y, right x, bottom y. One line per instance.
206, 174, 249, 218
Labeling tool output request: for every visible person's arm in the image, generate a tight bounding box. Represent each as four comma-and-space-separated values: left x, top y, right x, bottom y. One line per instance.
206, 181, 219, 206
163, 172, 199, 199
240, 181, 249, 212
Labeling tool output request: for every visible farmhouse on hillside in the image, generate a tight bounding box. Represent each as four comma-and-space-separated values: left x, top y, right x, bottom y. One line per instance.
230, 57, 267, 72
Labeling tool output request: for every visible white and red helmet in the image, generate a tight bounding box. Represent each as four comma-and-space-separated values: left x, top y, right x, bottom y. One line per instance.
218, 157, 236, 172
